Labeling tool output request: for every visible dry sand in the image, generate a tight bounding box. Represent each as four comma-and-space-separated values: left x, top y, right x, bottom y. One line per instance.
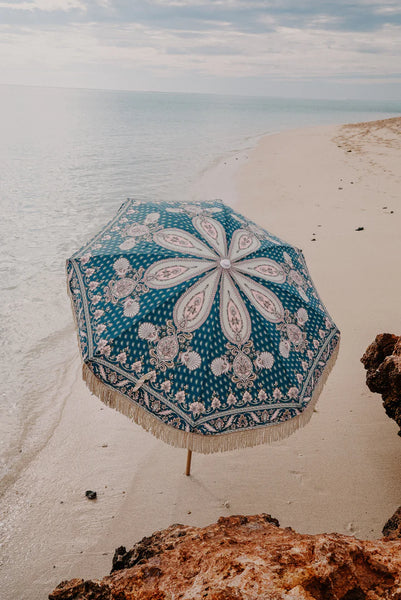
1, 118, 401, 600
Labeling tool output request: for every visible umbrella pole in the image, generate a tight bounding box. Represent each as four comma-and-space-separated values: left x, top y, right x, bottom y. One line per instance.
185, 449, 192, 476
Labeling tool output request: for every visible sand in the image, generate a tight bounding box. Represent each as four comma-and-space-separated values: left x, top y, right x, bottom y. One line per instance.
1, 118, 401, 600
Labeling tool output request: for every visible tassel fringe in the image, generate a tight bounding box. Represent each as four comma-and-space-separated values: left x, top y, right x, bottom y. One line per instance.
82, 337, 340, 454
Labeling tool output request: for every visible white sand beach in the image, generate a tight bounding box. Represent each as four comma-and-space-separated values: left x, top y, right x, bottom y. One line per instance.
2, 118, 401, 600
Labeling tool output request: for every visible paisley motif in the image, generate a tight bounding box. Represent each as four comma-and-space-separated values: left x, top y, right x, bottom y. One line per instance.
228, 228, 261, 261
145, 258, 215, 289
235, 258, 286, 284
173, 269, 220, 332
192, 216, 227, 256
153, 228, 217, 259
230, 270, 284, 323
219, 271, 251, 344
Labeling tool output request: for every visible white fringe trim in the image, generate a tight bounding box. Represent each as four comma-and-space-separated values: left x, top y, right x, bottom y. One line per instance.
82, 337, 340, 454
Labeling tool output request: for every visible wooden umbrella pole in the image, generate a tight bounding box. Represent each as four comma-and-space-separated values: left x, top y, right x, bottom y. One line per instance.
185, 449, 192, 476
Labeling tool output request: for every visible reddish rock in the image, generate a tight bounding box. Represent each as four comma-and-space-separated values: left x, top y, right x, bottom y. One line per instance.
361, 333, 401, 435
50, 514, 401, 600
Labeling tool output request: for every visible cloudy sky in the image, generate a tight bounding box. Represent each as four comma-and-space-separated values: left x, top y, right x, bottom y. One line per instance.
1, 0, 401, 99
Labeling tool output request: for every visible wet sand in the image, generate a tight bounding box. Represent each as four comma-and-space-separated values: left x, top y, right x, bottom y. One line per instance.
1, 118, 401, 600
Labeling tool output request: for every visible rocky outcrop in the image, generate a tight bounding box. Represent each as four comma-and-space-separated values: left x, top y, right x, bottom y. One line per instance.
361, 333, 401, 435
50, 513, 401, 600
383, 507, 401, 541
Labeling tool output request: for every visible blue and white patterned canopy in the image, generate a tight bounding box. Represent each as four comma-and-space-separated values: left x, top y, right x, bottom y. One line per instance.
67, 199, 340, 453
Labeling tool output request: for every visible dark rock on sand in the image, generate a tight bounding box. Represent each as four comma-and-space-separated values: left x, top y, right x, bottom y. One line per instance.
383, 506, 401, 540
50, 513, 401, 600
361, 333, 401, 435
111, 524, 188, 574
85, 490, 97, 500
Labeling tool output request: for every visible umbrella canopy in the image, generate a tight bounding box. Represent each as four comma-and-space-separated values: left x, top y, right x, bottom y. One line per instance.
67, 199, 340, 454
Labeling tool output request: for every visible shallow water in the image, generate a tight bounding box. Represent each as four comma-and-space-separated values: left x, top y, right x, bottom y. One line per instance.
0, 84, 399, 494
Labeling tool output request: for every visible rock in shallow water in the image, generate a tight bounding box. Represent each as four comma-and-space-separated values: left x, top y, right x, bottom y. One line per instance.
49, 513, 401, 600
361, 333, 401, 435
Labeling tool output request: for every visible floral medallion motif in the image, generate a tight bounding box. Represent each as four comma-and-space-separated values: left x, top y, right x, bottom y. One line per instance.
144, 215, 287, 345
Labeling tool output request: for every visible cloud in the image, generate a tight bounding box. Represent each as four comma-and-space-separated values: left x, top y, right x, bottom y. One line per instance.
0, 0, 400, 97
1, 19, 400, 77
0, 0, 85, 10
2, 0, 401, 32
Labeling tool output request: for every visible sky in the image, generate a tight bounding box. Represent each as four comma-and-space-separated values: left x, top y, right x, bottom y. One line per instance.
0, 0, 401, 100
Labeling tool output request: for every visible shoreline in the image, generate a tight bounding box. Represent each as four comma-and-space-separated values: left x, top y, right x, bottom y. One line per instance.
192, 133, 264, 207
2, 117, 401, 600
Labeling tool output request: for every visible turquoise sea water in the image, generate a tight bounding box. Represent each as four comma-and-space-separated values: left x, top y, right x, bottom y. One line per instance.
0, 84, 399, 493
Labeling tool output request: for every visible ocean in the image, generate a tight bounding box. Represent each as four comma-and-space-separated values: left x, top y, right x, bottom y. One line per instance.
0, 84, 399, 495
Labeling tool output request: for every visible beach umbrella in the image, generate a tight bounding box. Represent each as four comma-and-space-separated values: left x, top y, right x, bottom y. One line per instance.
67, 199, 340, 474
